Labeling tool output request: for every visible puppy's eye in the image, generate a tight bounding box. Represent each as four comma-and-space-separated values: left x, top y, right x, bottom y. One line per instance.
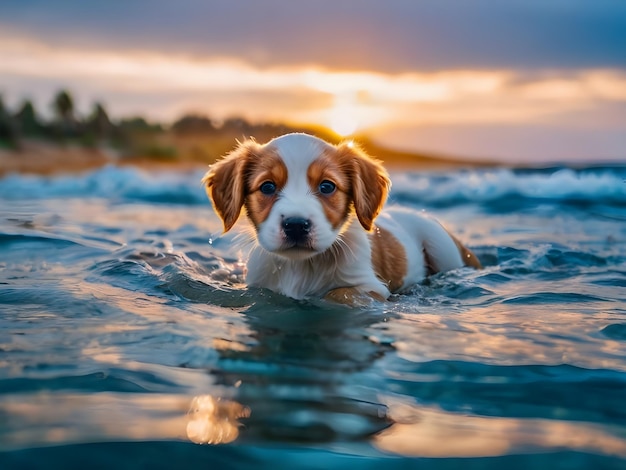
260, 181, 277, 195
318, 180, 336, 195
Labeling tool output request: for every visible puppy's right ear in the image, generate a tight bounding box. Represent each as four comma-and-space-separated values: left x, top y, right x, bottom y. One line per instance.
202, 142, 255, 233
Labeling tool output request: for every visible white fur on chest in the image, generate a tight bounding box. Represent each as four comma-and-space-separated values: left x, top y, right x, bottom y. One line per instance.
245, 218, 389, 299
245, 207, 465, 299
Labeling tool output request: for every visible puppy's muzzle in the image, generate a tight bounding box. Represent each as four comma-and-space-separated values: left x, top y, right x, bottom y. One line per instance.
282, 217, 312, 244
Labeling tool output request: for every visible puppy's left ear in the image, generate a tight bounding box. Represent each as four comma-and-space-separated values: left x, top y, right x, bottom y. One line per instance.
339, 143, 391, 231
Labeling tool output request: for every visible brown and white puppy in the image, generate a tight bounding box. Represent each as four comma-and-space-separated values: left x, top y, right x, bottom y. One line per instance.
203, 133, 480, 304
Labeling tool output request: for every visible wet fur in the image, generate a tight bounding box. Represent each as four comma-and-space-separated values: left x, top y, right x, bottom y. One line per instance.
203, 133, 480, 304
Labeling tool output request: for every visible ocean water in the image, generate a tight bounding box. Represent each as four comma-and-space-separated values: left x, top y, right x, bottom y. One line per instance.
1, 164, 626, 469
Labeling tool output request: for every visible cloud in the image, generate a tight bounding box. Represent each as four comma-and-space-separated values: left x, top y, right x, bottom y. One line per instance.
372, 123, 626, 163
1, 0, 625, 72
1, 33, 625, 162
1, 1, 625, 162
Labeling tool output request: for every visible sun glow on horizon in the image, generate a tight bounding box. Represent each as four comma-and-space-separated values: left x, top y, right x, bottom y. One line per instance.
1, 33, 625, 160
329, 110, 358, 136
0, 34, 510, 124
326, 93, 368, 136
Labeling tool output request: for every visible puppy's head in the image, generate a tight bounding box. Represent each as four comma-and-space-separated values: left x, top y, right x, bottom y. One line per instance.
203, 133, 390, 260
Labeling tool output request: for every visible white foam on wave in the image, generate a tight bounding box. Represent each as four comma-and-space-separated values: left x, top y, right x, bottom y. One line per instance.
0, 165, 209, 203
390, 167, 626, 204
1, 165, 625, 205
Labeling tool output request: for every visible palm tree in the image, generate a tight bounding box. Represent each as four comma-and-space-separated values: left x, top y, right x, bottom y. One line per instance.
0, 95, 19, 148
52, 89, 77, 139
86, 102, 112, 142
53, 89, 75, 123
14, 100, 43, 136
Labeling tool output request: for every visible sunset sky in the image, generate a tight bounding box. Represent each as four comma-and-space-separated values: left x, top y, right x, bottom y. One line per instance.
1, 0, 625, 163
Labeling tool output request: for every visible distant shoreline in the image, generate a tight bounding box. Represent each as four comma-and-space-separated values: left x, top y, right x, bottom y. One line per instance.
0, 138, 498, 177
0, 141, 209, 177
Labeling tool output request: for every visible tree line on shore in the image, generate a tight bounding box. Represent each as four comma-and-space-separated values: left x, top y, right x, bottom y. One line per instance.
1, 89, 128, 149
0, 89, 338, 163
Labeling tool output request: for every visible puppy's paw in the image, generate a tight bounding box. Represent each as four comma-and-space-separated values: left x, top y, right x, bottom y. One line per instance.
324, 287, 386, 307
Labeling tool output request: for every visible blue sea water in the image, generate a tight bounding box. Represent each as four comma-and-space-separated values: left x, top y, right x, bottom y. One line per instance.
1, 164, 626, 469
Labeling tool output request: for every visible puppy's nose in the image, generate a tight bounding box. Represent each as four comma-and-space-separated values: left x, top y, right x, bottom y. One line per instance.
282, 217, 311, 242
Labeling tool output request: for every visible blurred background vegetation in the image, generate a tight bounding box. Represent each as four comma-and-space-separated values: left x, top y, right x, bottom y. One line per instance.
0, 89, 491, 175
0, 88, 342, 166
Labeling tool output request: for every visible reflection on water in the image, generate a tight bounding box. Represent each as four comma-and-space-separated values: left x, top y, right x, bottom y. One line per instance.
0, 393, 190, 449
200, 299, 395, 443
374, 401, 626, 458
186, 395, 250, 444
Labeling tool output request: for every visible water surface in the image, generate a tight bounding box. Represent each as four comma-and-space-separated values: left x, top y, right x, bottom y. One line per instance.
1, 165, 626, 469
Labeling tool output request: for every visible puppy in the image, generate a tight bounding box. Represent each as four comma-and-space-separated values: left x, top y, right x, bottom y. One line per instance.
203, 133, 480, 304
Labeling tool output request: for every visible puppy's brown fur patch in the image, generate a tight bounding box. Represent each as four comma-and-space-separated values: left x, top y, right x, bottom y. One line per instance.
449, 232, 483, 269
244, 148, 288, 228
307, 150, 352, 230
334, 143, 390, 231
202, 143, 253, 232
370, 225, 408, 292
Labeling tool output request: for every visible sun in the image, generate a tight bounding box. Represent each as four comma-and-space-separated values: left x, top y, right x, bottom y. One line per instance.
329, 108, 359, 136
326, 94, 360, 136
323, 90, 391, 137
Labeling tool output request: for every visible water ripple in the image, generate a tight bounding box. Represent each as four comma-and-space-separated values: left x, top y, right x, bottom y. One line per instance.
1, 166, 626, 465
